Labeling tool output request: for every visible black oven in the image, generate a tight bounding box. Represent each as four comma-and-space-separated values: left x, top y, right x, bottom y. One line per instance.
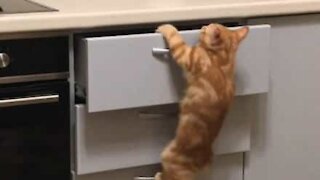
0, 37, 70, 180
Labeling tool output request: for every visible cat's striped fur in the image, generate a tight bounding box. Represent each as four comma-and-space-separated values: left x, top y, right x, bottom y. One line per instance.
155, 24, 249, 180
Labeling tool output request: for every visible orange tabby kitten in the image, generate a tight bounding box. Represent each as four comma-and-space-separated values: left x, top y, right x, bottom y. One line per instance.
154, 24, 249, 180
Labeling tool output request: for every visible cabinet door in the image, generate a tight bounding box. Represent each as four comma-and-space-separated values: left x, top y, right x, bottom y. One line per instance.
75, 153, 243, 180
76, 25, 270, 113
245, 15, 320, 180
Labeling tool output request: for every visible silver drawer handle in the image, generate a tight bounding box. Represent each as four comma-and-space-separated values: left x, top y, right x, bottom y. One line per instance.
134, 177, 155, 180
152, 48, 170, 55
0, 94, 59, 108
138, 112, 178, 119
0, 53, 10, 69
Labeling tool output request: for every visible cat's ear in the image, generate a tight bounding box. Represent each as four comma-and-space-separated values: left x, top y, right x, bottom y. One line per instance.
235, 26, 249, 42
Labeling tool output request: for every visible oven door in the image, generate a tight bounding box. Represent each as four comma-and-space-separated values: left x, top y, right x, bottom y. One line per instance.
0, 81, 70, 180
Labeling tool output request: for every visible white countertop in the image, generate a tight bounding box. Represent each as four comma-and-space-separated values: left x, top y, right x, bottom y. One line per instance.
0, 0, 320, 33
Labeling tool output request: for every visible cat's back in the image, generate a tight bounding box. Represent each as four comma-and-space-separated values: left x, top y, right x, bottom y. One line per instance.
182, 46, 234, 112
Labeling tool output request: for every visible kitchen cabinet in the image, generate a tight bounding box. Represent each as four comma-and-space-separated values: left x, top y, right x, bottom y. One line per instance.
73, 23, 270, 179
245, 15, 320, 180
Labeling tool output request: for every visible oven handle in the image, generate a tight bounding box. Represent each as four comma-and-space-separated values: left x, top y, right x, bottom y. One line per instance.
0, 94, 59, 107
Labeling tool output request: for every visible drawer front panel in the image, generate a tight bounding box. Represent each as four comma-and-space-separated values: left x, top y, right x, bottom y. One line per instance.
75, 153, 243, 180
75, 104, 178, 175
76, 25, 270, 112
75, 95, 258, 174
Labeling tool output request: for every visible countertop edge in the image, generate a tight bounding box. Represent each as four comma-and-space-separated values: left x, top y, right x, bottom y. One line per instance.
0, 1, 319, 34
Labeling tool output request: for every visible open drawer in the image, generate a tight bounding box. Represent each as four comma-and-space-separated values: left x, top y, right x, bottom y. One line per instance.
76, 25, 270, 113
75, 95, 258, 175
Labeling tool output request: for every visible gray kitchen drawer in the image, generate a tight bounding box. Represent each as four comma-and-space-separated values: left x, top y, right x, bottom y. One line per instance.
75, 95, 257, 175
76, 24, 270, 113
75, 154, 243, 180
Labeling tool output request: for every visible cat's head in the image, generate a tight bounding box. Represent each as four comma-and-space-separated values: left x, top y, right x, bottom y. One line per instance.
199, 24, 249, 53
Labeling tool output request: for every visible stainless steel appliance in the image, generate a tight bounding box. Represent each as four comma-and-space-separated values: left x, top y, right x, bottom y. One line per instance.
0, 37, 70, 180
0, 0, 56, 14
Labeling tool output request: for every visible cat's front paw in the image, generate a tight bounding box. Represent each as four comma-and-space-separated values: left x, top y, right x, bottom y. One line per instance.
156, 24, 178, 37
